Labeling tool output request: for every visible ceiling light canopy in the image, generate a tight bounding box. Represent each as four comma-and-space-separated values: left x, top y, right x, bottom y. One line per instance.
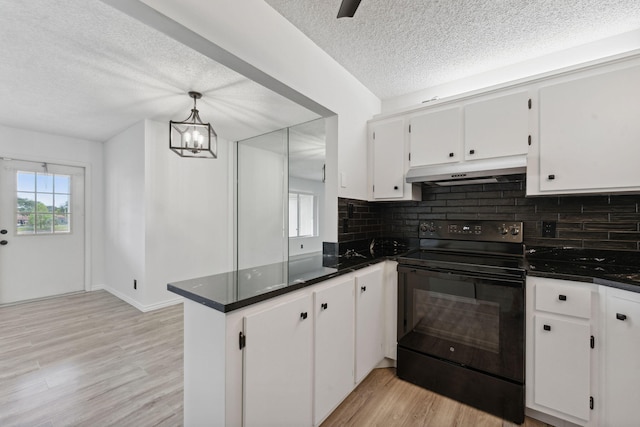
170, 91, 217, 159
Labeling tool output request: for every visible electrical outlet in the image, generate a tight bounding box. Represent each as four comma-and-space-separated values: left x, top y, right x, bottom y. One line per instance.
300, 244, 303, 249
348, 203, 354, 218
134, 279, 137, 290
542, 221, 557, 238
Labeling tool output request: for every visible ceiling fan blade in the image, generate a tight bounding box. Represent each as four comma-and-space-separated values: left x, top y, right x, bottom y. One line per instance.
337, 0, 362, 18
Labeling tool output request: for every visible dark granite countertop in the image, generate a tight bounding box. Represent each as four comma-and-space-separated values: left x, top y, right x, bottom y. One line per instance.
167, 251, 401, 313
526, 247, 640, 293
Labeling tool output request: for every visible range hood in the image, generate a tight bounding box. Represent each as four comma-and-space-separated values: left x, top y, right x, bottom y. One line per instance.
405, 155, 526, 186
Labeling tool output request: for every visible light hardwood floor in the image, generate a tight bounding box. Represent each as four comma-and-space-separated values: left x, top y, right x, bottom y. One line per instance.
0, 290, 183, 426
321, 368, 551, 427
1, 291, 551, 426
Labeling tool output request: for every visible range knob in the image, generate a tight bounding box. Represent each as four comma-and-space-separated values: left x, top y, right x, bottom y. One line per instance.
510, 227, 520, 236
420, 223, 436, 233
498, 225, 509, 235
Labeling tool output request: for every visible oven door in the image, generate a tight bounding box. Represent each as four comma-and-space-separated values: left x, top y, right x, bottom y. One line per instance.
397, 265, 524, 383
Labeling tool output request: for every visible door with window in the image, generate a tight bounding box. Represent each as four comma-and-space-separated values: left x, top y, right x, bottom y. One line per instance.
0, 159, 85, 304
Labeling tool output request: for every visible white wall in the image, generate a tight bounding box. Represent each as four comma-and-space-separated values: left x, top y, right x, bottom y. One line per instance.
0, 123, 105, 290
104, 119, 233, 311
132, 0, 381, 202
103, 121, 146, 305
144, 120, 232, 306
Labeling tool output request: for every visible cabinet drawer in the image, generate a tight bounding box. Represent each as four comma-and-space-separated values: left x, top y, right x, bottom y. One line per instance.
534, 279, 591, 319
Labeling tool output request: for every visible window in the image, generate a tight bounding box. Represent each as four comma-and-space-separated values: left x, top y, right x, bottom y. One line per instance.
289, 193, 316, 237
16, 171, 71, 235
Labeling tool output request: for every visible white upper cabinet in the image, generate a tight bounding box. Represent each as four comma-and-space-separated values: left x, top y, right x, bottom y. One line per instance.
369, 118, 420, 201
409, 106, 463, 167
533, 62, 640, 194
464, 90, 530, 161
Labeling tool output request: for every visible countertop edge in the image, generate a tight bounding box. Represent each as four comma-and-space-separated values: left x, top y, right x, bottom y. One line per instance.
167, 256, 397, 314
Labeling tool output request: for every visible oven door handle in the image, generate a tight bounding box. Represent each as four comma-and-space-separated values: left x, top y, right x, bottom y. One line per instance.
398, 265, 524, 287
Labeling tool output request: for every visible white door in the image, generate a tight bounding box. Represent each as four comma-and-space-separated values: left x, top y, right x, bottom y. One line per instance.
355, 266, 385, 383
243, 293, 313, 427
0, 159, 85, 304
314, 277, 355, 426
371, 119, 406, 199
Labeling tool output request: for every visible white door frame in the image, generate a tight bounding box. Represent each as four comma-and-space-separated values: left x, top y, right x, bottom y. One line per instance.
0, 152, 93, 293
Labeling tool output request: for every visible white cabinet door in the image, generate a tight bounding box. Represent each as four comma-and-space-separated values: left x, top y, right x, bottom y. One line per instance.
371, 118, 406, 199
243, 293, 313, 427
409, 106, 462, 167
538, 63, 640, 193
313, 277, 355, 426
464, 91, 529, 161
354, 266, 385, 383
533, 314, 591, 421
604, 289, 640, 427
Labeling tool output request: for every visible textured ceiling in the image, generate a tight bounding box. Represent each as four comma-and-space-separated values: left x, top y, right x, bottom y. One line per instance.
0, 0, 318, 143
264, 0, 640, 99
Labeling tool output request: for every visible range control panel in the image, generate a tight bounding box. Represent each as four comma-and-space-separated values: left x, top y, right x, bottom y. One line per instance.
419, 220, 523, 243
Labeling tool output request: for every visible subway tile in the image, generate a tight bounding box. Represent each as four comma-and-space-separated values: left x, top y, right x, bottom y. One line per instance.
447, 199, 479, 207
584, 223, 637, 231
559, 213, 609, 222
477, 198, 516, 206
556, 222, 583, 231
515, 213, 559, 221
558, 231, 609, 240
524, 238, 583, 248
476, 213, 516, 220
583, 240, 638, 250
609, 232, 640, 241
610, 213, 640, 221
583, 204, 636, 213
463, 191, 504, 199
609, 195, 640, 205
446, 213, 481, 220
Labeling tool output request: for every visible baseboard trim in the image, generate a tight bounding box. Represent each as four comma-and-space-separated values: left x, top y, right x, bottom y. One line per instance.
96, 285, 183, 312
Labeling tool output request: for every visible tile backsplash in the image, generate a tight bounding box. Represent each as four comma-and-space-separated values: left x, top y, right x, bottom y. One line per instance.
338, 178, 640, 251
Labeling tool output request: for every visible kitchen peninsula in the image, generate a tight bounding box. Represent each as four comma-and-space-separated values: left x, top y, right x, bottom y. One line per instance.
168, 245, 403, 427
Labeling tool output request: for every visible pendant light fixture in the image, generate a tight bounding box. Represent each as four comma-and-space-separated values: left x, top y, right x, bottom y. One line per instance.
170, 91, 217, 158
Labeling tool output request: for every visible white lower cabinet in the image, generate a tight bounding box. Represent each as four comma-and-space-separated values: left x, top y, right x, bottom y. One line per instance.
533, 315, 590, 420
313, 277, 355, 426
354, 265, 385, 383
526, 276, 598, 426
602, 287, 640, 427
243, 293, 314, 427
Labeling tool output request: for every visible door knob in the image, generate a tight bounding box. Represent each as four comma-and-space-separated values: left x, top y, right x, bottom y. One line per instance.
0, 240, 7, 246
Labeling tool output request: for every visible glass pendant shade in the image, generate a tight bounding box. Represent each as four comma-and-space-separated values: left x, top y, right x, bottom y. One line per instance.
170, 91, 217, 159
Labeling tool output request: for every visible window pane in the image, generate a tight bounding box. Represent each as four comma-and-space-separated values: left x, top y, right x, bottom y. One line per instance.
54, 174, 71, 194
54, 194, 70, 214
55, 214, 70, 233
35, 214, 53, 233
36, 193, 54, 212
36, 173, 54, 192
17, 192, 36, 213
299, 194, 314, 236
16, 212, 34, 234
288, 194, 298, 237
17, 171, 35, 192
